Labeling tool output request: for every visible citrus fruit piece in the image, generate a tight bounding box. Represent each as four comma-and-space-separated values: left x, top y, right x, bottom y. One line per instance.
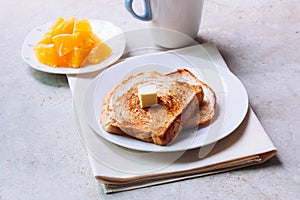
52, 32, 98, 56
62, 47, 92, 68
74, 19, 92, 34
51, 17, 75, 36
75, 32, 98, 48
48, 17, 64, 34
90, 33, 102, 45
37, 32, 53, 45
34, 44, 59, 67
52, 34, 77, 56
34, 17, 112, 68
88, 43, 112, 64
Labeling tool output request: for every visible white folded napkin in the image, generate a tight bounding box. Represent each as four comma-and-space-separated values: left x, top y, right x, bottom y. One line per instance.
67, 43, 276, 193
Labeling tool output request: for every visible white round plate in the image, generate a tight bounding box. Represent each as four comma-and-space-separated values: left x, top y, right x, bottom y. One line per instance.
84, 52, 249, 152
22, 19, 125, 74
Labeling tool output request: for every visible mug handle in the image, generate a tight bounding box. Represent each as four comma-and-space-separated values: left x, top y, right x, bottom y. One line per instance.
125, 0, 152, 21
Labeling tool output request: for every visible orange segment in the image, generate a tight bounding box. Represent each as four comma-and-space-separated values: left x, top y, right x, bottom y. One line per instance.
62, 47, 92, 68
52, 34, 77, 56
74, 19, 92, 34
36, 18, 65, 45
51, 17, 75, 36
34, 44, 59, 67
52, 32, 98, 56
34, 17, 112, 68
90, 33, 102, 45
88, 43, 112, 64
75, 32, 98, 48
37, 32, 53, 45
48, 17, 64, 34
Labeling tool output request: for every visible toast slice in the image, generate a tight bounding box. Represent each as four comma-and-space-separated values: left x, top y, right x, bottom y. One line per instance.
167, 69, 216, 128
100, 71, 200, 146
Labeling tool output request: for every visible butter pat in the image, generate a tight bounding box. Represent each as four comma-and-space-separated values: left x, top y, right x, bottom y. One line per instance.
138, 84, 158, 108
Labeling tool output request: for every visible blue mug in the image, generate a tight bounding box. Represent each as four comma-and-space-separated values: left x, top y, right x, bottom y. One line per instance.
125, 0, 152, 21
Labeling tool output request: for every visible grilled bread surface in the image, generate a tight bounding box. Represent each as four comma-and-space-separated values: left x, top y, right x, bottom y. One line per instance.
100, 71, 199, 145
167, 69, 216, 128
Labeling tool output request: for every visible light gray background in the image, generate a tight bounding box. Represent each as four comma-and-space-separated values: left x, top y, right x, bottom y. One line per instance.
0, 0, 299, 199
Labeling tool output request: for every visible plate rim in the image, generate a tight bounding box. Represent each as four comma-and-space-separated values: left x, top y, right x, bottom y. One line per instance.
84, 52, 249, 152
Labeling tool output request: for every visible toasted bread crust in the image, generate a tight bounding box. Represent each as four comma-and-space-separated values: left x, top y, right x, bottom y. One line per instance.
167, 69, 216, 127
100, 71, 199, 145
100, 69, 216, 146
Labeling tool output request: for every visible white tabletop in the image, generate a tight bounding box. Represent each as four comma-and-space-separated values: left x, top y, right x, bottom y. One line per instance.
1, 0, 299, 199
